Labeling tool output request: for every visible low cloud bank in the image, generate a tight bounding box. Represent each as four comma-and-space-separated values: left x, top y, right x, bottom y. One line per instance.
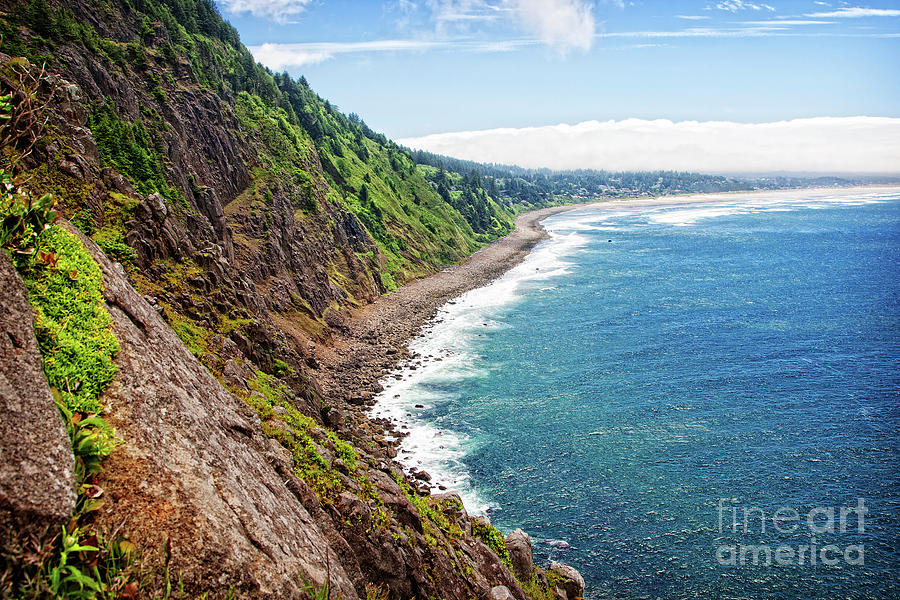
398, 117, 900, 174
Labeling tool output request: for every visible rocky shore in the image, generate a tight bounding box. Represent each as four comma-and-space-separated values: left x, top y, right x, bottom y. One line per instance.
312, 205, 576, 453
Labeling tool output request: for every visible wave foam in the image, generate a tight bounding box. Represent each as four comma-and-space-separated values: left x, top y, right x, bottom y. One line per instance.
369, 187, 898, 514
647, 190, 889, 226
370, 226, 586, 513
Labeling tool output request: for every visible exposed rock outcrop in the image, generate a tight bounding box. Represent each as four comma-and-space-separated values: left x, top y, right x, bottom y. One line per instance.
491, 585, 517, 600
549, 562, 586, 600
0, 3, 592, 597
505, 529, 535, 582
0, 253, 76, 552
67, 224, 359, 598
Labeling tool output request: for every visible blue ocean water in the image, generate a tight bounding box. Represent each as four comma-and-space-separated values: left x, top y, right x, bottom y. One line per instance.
372, 189, 900, 599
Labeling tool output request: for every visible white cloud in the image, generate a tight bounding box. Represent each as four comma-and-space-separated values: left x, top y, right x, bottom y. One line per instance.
602, 27, 777, 38
712, 1, 776, 11
220, 0, 313, 23
249, 38, 534, 70
742, 19, 832, 25
426, 0, 506, 29
508, 0, 596, 52
250, 44, 333, 69
251, 40, 442, 70
395, 0, 594, 52
676, 15, 712, 20
397, 117, 900, 174
806, 7, 900, 17
600, 26, 900, 38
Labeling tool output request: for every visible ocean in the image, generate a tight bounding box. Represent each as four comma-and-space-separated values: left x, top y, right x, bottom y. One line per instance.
371, 188, 900, 599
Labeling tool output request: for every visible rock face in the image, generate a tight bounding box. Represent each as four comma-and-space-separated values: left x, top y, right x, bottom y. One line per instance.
505, 528, 535, 581
549, 562, 586, 600
0, 252, 76, 552
69, 225, 359, 599
491, 585, 517, 600
69, 225, 545, 600
0, 7, 592, 599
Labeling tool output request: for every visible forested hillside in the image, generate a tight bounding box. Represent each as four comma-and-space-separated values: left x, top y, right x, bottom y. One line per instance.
407, 149, 859, 204
0, 0, 525, 285
0, 1, 850, 598
0, 0, 586, 598
0, 0, 545, 390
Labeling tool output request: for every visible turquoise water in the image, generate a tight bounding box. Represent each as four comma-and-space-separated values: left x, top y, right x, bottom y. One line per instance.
373, 189, 900, 599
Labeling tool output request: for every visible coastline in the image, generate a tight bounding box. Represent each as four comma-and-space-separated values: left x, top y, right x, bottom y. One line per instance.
314, 204, 576, 426
312, 184, 900, 458
574, 183, 900, 212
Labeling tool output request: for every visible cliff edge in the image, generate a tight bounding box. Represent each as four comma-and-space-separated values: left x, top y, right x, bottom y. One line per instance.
0, 1, 584, 597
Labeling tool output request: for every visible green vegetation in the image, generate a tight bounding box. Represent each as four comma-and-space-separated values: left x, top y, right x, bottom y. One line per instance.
1, 151, 137, 596
2, 0, 525, 290
87, 102, 184, 208
471, 518, 512, 570
9, 517, 141, 600
518, 569, 565, 600
11, 226, 132, 596
88, 192, 140, 268
20, 225, 119, 413
393, 473, 464, 543
301, 577, 332, 600
271, 73, 516, 249
467, 515, 563, 599
235, 370, 388, 530
409, 148, 758, 205
163, 306, 211, 358
0, 167, 58, 260
0, 3, 606, 596
232, 86, 500, 289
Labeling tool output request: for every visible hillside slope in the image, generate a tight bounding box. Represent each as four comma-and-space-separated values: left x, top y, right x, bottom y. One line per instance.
0, 0, 583, 598
0, 0, 521, 356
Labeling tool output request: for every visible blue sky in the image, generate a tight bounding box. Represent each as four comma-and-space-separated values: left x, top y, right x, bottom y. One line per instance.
218, 1, 900, 173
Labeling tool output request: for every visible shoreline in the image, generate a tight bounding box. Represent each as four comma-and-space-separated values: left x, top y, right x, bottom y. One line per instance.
574, 183, 900, 212
312, 184, 900, 460
314, 204, 576, 423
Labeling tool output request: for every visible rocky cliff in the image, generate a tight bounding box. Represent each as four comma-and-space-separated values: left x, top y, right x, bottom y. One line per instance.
0, 1, 583, 598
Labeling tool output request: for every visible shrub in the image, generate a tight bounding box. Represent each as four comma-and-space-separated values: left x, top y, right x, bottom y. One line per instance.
0, 179, 57, 259
472, 518, 512, 570
87, 102, 184, 207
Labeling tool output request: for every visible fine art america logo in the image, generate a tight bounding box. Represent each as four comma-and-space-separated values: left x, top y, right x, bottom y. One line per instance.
715, 498, 867, 567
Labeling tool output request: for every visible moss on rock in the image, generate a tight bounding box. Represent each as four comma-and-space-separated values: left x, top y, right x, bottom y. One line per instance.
21, 225, 119, 413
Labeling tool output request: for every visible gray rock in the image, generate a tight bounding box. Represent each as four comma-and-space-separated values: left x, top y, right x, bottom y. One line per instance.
221, 358, 250, 390
432, 491, 468, 523
322, 406, 344, 429
368, 469, 422, 533
490, 585, 516, 600
504, 528, 534, 581
67, 225, 361, 599
0, 252, 76, 552
549, 561, 586, 600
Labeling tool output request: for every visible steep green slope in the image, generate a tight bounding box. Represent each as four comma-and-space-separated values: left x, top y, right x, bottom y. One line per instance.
0, 0, 533, 397
0, 2, 579, 598
0, 0, 516, 292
